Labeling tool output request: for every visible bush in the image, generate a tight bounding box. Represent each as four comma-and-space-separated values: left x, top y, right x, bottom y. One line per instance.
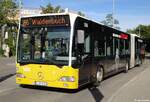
0, 48, 4, 56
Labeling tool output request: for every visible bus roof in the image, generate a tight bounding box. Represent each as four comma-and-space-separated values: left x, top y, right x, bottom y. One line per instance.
130, 33, 141, 38
21, 12, 69, 18
20, 12, 133, 36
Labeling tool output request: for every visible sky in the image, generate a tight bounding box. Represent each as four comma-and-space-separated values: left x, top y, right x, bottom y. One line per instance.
21, 0, 150, 31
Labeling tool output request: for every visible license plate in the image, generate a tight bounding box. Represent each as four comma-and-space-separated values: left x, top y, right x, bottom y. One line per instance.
35, 81, 47, 86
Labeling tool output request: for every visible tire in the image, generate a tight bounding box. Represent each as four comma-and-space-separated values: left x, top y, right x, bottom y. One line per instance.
124, 62, 129, 73
94, 66, 104, 86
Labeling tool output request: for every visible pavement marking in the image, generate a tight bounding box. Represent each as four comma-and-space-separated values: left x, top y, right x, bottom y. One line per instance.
0, 87, 16, 94
108, 67, 148, 102
6, 63, 15, 66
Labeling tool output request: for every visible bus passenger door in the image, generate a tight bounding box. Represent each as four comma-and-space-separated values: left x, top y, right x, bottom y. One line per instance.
80, 54, 92, 83
114, 38, 121, 72
119, 39, 127, 71
105, 37, 116, 74
77, 30, 92, 84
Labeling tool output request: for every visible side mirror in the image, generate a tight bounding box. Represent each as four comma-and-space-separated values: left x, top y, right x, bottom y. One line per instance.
77, 30, 84, 44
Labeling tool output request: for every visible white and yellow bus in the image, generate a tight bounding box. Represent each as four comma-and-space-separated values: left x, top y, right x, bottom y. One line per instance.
16, 12, 144, 89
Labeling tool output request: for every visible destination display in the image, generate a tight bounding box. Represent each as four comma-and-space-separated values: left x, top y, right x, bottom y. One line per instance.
120, 33, 128, 39
113, 33, 128, 39
21, 15, 70, 27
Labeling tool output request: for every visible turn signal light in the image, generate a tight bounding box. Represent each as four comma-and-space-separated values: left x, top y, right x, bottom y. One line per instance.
16, 73, 25, 78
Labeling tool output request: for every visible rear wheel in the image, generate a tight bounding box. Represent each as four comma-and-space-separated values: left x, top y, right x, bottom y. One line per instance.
94, 66, 104, 86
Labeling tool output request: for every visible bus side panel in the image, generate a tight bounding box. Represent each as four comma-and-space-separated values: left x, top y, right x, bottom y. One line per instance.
130, 35, 135, 68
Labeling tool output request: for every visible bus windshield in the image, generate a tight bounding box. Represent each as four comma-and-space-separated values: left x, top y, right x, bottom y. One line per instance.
18, 26, 70, 65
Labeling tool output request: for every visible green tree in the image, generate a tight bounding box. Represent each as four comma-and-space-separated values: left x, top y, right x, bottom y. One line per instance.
0, 0, 18, 24
101, 13, 120, 30
0, 0, 18, 56
41, 3, 64, 14
78, 11, 85, 17
41, 3, 85, 17
127, 25, 150, 38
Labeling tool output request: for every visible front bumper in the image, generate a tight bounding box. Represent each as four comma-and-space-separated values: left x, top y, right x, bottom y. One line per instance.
16, 77, 78, 89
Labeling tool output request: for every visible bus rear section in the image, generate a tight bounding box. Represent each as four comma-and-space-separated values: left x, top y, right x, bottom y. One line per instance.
16, 14, 79, 89
130, 34, 144, 68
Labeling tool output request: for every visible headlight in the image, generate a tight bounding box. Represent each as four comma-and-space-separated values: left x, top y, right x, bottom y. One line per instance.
16, 73, 25, 78
16, 67, 19, 71
59, 76, 75, 82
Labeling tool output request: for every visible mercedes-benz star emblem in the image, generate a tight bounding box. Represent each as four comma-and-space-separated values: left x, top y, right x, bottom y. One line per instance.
37, 72, 44, 80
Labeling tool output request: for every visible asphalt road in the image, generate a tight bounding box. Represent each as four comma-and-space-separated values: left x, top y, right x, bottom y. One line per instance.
0, 57, 15, 82
0, 58, 149, 102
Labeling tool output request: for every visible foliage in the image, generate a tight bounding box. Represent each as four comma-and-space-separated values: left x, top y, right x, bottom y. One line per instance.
0, 0, 18, 56
101, 13, 120, 30
5, 28, 17, 56
41, 3, 64, 14
0, 48, 4, 56
78, 11, 85, 17
127, 25, 150, 52
41, 3, 85, 16
0, 0, 18, 24
127, 25, 150, 38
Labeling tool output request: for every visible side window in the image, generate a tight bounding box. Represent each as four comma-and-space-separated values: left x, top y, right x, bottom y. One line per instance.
114, 38, 119, 56
84, 35, 90, 53
125, 40, 129, 55
94, 41, 99, 56
113, 38, 128, 56
137, 41, 141, 54
98, 39, 106, 56
135, 41, 138, 54
120, 39, 125, 55
94, 39, 106, 57
106, 36, 113, 56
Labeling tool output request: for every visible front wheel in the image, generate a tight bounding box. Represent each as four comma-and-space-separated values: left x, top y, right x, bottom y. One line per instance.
94, 66, 104, 86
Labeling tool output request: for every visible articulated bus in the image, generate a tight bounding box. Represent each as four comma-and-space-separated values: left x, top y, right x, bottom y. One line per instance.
130, 34, 144, 68
16, 12, 144, 89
